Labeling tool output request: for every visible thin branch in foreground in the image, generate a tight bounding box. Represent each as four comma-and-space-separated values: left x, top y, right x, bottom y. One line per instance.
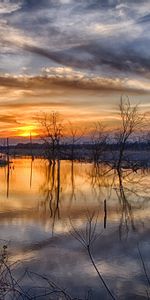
70, 212, 117, 300
138, 244, 150, 288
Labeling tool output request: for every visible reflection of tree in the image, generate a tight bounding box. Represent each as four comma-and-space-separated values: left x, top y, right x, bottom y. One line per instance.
67, 161, 89, 212
86, 163, 115, 230
40, 159, 61, 234
40, 160, 92, 228
87, 163, 114, 205
116, 169, 136, 240
6, 138, 10, 198
38, 156, 150, 240
6, 163, 10, 198
115, 168, 150, 240
87, 162, 150, 236
69, 160, 76, 203
29, 157, 34, 189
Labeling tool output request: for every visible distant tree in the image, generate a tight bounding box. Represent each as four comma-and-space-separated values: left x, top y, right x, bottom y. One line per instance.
145, 131, 150, 150
38, 112, 63, 162
116, 96, 144, 171
91, 122, 108, 164
68, 122, 86, 161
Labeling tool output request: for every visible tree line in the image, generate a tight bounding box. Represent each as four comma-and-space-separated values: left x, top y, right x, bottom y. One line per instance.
38, 96, 148, 171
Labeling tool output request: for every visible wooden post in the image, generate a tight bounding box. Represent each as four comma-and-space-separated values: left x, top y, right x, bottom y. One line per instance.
6, 138, 10, 198
104, 199, 107, 229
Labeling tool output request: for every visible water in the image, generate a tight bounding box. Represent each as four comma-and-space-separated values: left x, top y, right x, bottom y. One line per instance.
0, 158, 150, 299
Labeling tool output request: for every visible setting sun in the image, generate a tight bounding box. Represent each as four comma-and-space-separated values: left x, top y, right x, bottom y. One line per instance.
18, 125, 38, 137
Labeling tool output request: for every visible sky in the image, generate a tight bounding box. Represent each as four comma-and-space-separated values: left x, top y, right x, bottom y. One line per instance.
0, 0, 150, 139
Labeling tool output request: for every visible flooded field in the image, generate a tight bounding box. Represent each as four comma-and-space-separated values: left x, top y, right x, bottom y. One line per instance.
0, 158, 150, 299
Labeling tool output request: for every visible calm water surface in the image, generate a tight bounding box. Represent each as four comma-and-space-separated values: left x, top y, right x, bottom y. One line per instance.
0, 158, 150, 299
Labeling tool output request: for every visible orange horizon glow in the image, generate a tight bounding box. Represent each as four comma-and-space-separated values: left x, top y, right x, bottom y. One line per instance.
0, 105, 148, 139
0, 73, 149, 140
17, 125, 39, 137
0, 117, 147, 139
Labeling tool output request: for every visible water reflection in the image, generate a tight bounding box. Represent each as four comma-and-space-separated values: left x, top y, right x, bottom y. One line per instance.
0, 158, 149, 299
40, 160, 61, 234
30, 157, 34, 189
115, 170, 136, 240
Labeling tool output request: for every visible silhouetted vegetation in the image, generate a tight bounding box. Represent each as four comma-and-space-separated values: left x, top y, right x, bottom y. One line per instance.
0, 98, 149, 299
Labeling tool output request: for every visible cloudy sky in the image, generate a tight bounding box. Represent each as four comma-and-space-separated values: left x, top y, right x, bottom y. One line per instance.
0, 0, 150, 138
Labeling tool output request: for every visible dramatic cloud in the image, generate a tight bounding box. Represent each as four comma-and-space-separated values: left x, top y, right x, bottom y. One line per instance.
0, 0, 149, 138
0, 0, 22, 14
0, 0, 150, 76
0, 72, 150, 95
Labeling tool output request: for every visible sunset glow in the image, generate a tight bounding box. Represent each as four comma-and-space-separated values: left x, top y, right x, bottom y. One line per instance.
0, 1, 149, 140
0, 2, 150, 298
17, 125, 38, 137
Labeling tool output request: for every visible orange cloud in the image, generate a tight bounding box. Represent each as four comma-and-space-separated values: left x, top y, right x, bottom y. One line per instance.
0, 74, 149, 138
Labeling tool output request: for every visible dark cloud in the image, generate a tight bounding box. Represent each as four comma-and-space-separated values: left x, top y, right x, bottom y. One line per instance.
21, 0, 149, 11
0, 0, 150, 83
21, 40, 150, 77
0, 75, 149, 94
76, 41, 150, 75
137, 13, 150, 23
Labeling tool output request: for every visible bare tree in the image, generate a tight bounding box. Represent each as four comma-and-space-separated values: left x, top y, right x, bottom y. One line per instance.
0, 244, 74, 300
38, 112, 63, 162
116, 96, 144, 171
70, 212, 117, 300
91, 122, 108, 165
145, 131, 150, 151
68, 122, 86, 161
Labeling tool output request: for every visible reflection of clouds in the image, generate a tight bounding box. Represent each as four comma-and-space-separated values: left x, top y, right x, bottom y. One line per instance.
0, 159, 149, 225
0, 158, 149, 297
0, 158, 149, 262
6, 220, 150, 299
